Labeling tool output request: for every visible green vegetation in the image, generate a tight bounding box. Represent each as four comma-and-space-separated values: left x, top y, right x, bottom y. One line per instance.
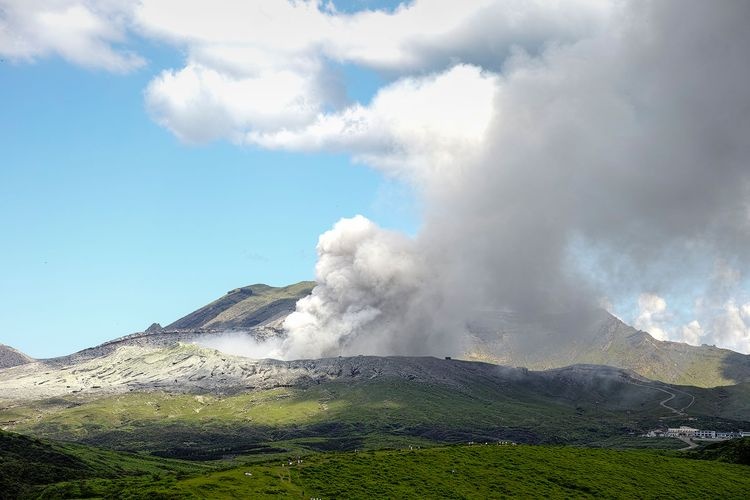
27, 444, 750, 499
0, 430, 214, 499
688, 437, 750, 465
0, 381, 665, 456
2, 376, 747, 458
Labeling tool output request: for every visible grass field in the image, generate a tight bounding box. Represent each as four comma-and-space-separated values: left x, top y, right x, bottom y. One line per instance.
4, 376, 744, 459
31, 443, 750, 499
0, 380, 670, 456
0, 430, 216, 499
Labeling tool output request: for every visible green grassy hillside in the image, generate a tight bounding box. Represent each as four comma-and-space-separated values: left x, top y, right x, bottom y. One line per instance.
688, 437, 750, 465
0, 430, 213, 499
3, 374, 746, 458
35, 444, 750, 499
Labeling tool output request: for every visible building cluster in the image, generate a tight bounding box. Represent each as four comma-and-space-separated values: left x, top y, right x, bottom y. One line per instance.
645, 425, 750, 440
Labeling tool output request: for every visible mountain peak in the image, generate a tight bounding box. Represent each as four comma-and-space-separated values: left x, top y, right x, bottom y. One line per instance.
166, 281, 315, 331
0, 343, 34, 369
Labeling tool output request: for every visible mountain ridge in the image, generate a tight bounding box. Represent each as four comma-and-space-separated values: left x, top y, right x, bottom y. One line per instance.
151, 281, 750, 387
3, 281, 749, 388
0, 343, 34, 369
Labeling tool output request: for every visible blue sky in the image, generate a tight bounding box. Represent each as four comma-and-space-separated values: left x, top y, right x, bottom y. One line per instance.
0, 37, 415, 358
2, 0, 749, 357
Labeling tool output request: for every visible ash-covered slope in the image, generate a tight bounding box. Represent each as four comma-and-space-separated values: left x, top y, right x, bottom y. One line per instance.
0, 344, 33, 369
2, 343, 530, 400
31, 280, 750, 389
166, 282, 314, 331
3, 344, 748, 430
0, 341, 691, 408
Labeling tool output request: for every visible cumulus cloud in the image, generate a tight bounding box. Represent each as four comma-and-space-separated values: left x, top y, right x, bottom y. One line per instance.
635, 294, 670, 341
708, 302, 750, 353
630, 294, 750, 353
137, 0, 610, 154
133, 0, 610, 71
680, 320, 704, 347
145, 62, 322, 143
0, 0, 143, 72
247, 64, 497, 177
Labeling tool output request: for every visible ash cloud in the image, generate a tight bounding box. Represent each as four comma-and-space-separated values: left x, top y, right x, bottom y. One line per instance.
281, 0, 750, 358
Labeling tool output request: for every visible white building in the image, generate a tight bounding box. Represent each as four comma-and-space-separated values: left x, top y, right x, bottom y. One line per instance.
647, 427, 746, 440
666, 426, 698, 437
694, 430, 716, 439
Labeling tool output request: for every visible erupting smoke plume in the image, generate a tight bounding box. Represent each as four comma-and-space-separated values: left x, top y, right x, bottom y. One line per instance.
279, 0, 750, 358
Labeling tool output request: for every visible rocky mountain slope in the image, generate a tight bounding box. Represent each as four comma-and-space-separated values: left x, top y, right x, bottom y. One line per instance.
144, 281, 750, 387
0, 341, 652, 401
0, 343, 33, 369
166, 282, 314, 331
1, 344, 748, 455
3, 281, 748, 389
1, 340, 746, 423
465, 309, 750, 387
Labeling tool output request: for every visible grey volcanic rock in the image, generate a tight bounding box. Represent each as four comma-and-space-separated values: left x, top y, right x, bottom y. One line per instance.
0, 340, 673, 404
0, 344, 33, 369
0, 343, 531, 400
145, 323, 163, 333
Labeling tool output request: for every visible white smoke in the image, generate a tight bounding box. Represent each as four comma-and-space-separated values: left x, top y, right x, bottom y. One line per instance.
280, 216, 466, 359
195, 333, 284, 359
279, 0, 750, 358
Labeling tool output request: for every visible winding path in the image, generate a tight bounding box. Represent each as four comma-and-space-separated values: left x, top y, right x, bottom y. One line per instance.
626, 381, 695, 416
677, 436, 699, 451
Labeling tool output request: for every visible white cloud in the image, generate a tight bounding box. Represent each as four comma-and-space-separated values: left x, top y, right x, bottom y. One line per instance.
136, 0, 611, 163
635, 293, 670, 341
1, 0, 614, 168
0, 0, 143, 72
680, 320, 703, 346
247, 64, 497, 177
134, 0, 610, 71
710, 301, 750, 353
145, 62, 322, 143
631, 294, 750, 353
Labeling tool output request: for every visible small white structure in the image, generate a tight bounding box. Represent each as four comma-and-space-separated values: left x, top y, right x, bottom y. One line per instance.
694, 430, 716, 439
645, 426, 745, 441
666, 426, 699, 437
